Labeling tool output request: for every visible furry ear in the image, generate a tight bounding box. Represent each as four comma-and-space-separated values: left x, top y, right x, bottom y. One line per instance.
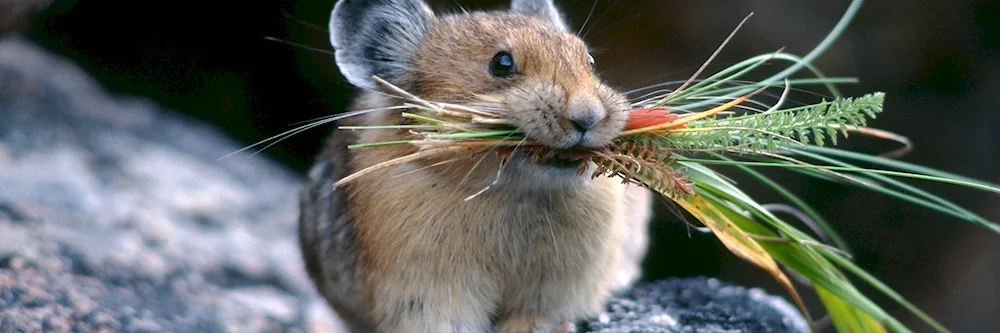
510, 0, 568, 31
329, 0, 435, 90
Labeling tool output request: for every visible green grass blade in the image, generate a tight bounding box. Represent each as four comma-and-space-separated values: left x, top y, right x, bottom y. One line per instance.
679, 158, 1000, 196
689, 172, 911, 332
817, 287, 888, 333
789, 149, 1000, 234
678, 156, 1000, 234
678, 158, 961, 332
707, 152, 852, 252
823, 250, 950, 333
663, 53, 775, 106
671, 48, 851, 111
670, 0, 862, 111
425, 129, 521, 140
339, 125, 438, 130
347, 140, 413, 149
801, 145, 1000, 189
677, 77, 857, 101
662, 93, 885, 154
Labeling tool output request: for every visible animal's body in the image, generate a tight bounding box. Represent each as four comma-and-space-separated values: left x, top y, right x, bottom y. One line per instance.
298, 1, 654, 332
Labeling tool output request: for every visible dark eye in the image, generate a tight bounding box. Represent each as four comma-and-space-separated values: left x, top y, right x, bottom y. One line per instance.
490, 51, 517, 78
587, 54, 595, 68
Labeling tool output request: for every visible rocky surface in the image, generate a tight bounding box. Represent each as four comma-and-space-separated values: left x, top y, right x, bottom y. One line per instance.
0, 37, 807, 333
0, 37, 341, 333
582, 279, 809, 333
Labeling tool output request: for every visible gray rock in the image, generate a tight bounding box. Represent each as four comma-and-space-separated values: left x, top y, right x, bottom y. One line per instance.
0, 37, 331, 333
0, 37, 807, 333
583, 278, 809, 333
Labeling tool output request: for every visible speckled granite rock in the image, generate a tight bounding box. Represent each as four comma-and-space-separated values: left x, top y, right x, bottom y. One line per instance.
0, 37, 343, 333
0, 37, 807, 333
584, 279, 809, 333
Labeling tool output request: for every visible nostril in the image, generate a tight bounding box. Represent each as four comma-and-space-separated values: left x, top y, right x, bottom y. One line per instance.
570, 115, 600, 132
567, 93, 607, 133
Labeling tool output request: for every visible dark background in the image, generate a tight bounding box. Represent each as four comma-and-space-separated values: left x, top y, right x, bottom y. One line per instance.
18, 0, 1000, 331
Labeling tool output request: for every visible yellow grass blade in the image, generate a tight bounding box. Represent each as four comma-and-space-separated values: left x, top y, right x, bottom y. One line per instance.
667, 191, 812, 325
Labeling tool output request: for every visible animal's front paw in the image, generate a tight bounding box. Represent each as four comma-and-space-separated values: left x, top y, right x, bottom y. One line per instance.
496, 316, 552, 333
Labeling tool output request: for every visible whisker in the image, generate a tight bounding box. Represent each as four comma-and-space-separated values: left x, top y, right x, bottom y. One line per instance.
287, 105, 410, 126
581, 0, 626, 38
458, 149, 494, 187
625, 81, 685, 97
625, 78, 750, 98
664, 12, 754, 100
547, 193, 560, 262
621, 64, 737, 96
218, 106, 399, 160
280, 11, 328, 33
628, 77, 834, 99
464, 157, 506, 201
392, 157, 464, 179
263, 36, 335, 56
684, 95, 773, 112
577, 0, 601, 36
457, 132, 518, 187
356, 58, 510, 93
464, 137, 530, 201
452, 0, 469, 14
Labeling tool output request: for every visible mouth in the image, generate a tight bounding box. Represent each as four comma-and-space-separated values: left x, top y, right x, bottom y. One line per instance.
532, 148, 595, 170
495, 146, 598, 171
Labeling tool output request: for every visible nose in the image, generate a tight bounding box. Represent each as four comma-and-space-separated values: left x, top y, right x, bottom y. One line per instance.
567, 93, 606, 132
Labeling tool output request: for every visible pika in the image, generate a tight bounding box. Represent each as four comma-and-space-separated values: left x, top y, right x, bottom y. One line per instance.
298, 0, 654, 332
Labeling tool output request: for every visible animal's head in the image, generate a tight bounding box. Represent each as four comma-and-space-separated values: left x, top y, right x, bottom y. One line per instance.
330, 0, 628, 178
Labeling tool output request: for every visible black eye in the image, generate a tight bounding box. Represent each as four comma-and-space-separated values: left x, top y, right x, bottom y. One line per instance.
490, 51, 517, 78
587, 54, 595, 68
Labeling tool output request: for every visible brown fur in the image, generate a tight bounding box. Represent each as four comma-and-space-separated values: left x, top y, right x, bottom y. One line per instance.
300, 6, 653, 333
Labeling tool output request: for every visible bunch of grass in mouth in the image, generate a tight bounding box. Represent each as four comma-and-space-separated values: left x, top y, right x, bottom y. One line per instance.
231, 0, 1000, 332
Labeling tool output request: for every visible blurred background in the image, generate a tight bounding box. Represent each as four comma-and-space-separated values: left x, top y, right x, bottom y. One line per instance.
11, 0, 999, 331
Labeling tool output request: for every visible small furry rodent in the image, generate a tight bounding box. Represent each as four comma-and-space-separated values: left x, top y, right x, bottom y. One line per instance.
298, 0, 654, 332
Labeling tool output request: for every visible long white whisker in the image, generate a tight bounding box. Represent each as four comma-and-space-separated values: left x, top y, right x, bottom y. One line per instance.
578, 0, 601, 36
464, 137, 529, 201
464, 157, 506, 201
263, 37, 335, 56
280, 12, 329, 33
218, 106, 405, 160
664, 12, 754, 100
581, 0, 625, 38
457, 132, 518, 187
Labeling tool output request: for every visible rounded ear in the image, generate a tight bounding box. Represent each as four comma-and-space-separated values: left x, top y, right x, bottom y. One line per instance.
510, 0, 569, 32
329, 0, 435, 90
